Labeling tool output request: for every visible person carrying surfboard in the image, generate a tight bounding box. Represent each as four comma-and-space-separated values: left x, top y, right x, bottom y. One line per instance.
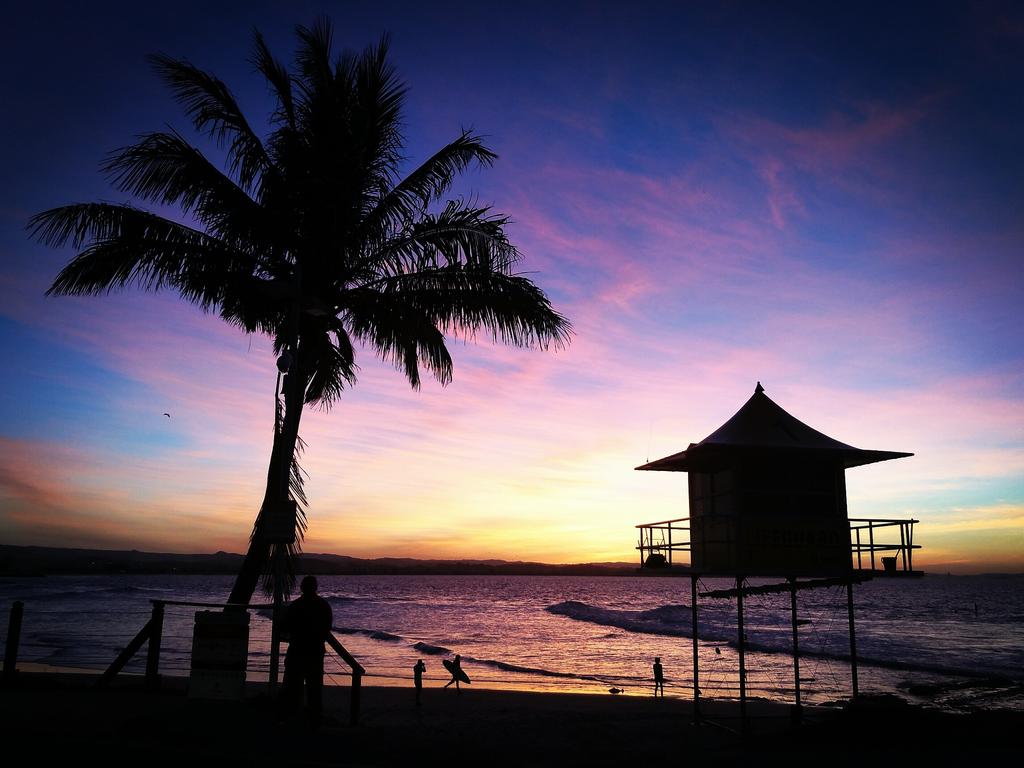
443, 653, 470, 692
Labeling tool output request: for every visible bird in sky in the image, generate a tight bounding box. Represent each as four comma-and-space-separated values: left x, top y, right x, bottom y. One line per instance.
163, 413, 171, 418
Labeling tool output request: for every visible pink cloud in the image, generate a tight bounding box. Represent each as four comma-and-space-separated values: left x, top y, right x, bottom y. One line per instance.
718, 97, 934, 228
727, 99, 929, 173
755, 155, 808, 229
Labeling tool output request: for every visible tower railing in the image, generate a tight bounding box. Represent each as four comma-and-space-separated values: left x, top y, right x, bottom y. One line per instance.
635, 516, 920, 574
848, 518, 918, 573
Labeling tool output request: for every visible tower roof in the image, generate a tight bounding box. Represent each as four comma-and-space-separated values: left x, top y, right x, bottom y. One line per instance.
637, 382, 912, 471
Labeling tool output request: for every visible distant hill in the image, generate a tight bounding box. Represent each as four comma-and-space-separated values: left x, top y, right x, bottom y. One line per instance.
0, 545, 244, 576
0, 544, 642, 577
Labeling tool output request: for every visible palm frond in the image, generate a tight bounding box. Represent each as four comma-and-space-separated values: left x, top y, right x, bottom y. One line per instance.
294, 17, 335, 101
217, 275, 291, 336
30, 203, 257, 305
252, 30, 295, 129
364, 201, 520, 280
351, 34, 405, 199
361, 131, 497, 239
101, 131, 269, 248
358, 267, 572, 350
302, 326, 358, 407
289, 433, 310, 512
148, 53, 270, 191
343, 291, 453, 388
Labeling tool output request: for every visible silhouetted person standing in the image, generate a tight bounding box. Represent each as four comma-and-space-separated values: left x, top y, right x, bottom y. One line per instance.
653, 657, 665, 697
414, 659, 426, 705
279, 575, 333, 726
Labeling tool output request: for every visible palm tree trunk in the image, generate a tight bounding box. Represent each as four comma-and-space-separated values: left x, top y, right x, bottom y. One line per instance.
224, 445, 283, 606
226, 351, 307, 607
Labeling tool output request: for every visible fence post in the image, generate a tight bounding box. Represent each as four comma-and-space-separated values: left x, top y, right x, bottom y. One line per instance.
145, 601, 164, 690
847, 580, 859, 698
736, 576, 747, 730
269, 598, 282, 694
899, 524, 907, 571
350, 669, 362, 725
790, 579, 802, 722
868, 522, 876, 571
690, 575, 700, 724
907, 522, 915, 571
326, 632, 365, 725
3, 601, 24, 684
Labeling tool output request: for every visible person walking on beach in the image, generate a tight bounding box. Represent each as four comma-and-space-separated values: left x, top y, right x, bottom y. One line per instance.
653, 657, 665, 697
279, 575, 333, 726
444, 653, 464, 692
414, 659, 426, 705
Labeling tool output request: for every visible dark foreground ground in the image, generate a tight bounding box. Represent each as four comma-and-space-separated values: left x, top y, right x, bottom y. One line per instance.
0, 672, 1018, 767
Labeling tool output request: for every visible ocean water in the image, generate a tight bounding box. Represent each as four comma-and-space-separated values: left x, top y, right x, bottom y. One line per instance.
1, 573, 1021, 712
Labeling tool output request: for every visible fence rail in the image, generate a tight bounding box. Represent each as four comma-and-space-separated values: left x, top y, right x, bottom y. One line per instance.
1, 597, 365, 724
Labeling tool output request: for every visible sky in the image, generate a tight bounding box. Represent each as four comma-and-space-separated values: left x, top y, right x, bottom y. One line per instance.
1, 1, 1022, 573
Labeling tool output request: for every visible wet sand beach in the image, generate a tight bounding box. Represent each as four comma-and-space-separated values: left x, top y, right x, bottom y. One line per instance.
0, 671, 1018, 767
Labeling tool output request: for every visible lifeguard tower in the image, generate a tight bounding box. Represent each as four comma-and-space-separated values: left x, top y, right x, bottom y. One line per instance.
634, 383, 920, 721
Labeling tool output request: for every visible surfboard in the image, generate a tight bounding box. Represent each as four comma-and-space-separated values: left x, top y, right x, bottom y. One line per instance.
443, 658, 471, 684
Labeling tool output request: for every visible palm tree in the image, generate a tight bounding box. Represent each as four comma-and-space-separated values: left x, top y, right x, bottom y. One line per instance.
29, 19, 570, 607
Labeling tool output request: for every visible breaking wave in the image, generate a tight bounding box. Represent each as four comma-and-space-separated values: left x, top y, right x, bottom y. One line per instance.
334, 627, 404, 643
546, 600, 731, 643
412, 641, 452, 656
546, 600, 1024, 681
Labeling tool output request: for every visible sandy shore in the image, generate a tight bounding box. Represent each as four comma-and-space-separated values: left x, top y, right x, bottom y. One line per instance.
0, 671, 1018, 766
